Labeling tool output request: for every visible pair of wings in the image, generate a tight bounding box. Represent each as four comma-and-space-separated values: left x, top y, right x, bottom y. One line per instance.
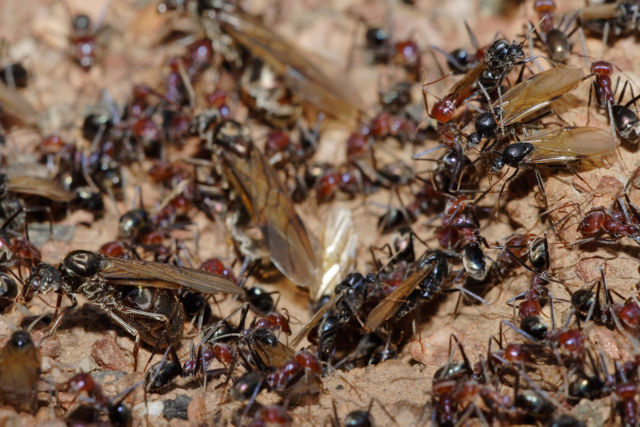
521, 126, 616, 164
219, 144, 319, 289
495, 66, 584, 126
100, 256, 244, 295
290, 261, 437, 348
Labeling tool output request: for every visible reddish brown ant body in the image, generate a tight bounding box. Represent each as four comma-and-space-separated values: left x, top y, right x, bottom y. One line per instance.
430, 38, 525, 123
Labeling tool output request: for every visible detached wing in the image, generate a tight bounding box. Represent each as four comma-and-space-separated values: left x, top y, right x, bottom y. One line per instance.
0, 83, 39, 127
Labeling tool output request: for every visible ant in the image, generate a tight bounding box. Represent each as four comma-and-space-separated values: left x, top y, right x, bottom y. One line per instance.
0, 272, 18, 312
504, 305, 587, 368
529, 0, 578, 63
431, 22, 483, 75
587, 61, 640, 145
0, 61, 27, 89
496, 233, 549, 275
429, 38, 525, 123
144, 341, 228, 393
246, 404, 292, 426
576, 195, 640, 246
291, 272, 385, 363
613, 366, 640, 426
65, 372, 138, 427
579, 1, 640, 46
363, 24, 421, 77
66, 3, 108, 72
436, 195, 492, 282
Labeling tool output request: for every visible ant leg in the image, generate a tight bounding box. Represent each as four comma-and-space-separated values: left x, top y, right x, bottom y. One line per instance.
105, 310, 143, 371
449, 333, 473, 373
41, 296, 68, 341
430, 45, 464, 74
106, 307, 177, 372
587, 82, 595, 125
601, 21, 610, 52
464, 21, 479, 50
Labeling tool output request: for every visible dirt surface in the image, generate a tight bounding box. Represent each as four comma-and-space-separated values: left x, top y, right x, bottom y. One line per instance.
1, 0, 640, 425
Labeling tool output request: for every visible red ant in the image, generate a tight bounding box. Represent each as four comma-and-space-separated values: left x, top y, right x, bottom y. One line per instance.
69, 14, 97, 71
363, 25, 421, 77
265, 349, 321, 391
436, 195, 492, 282
586, 60, 640, 144
576, 197, 640, 246
247, 404, 292, 426
504, 296, 587, 367
429, 39, 525, 123
65, 373, 138, 426
431, 22, 484, 75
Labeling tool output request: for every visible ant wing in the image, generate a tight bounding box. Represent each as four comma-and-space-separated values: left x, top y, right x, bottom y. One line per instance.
525, 127, 616, 163
450, 61, 487, 95
215, 10, 363, 120
253, 341, 295, 370
102, 257, 244, 295
7, 176, 75, 202
365, 263, 435, 331
222, 146, 319, 289
0, 83, 39, 127
579, 3, 620, 22
496, 66, 584, 126
290, 289, 346, 349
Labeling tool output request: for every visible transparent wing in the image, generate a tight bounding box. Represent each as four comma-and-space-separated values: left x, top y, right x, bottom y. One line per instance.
290, 289, 345, 349
525, 127, 616, 163
496, 66, 584, 126
450, 61, 487, 96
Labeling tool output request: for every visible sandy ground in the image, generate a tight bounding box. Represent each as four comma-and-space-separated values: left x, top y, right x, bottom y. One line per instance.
1, 0, 639, 425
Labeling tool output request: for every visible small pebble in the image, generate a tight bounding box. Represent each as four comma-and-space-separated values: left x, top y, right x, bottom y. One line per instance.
163, 394, 191, 420
91, 335, 128, 371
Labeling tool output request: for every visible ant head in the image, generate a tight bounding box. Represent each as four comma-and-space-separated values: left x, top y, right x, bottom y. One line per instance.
491, 155, 505, 174
590, 60, 613, 76
533, 0, 556, 14
72, 14, 91, 33
22, 262, 63, 302
487, 39, 524, 65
